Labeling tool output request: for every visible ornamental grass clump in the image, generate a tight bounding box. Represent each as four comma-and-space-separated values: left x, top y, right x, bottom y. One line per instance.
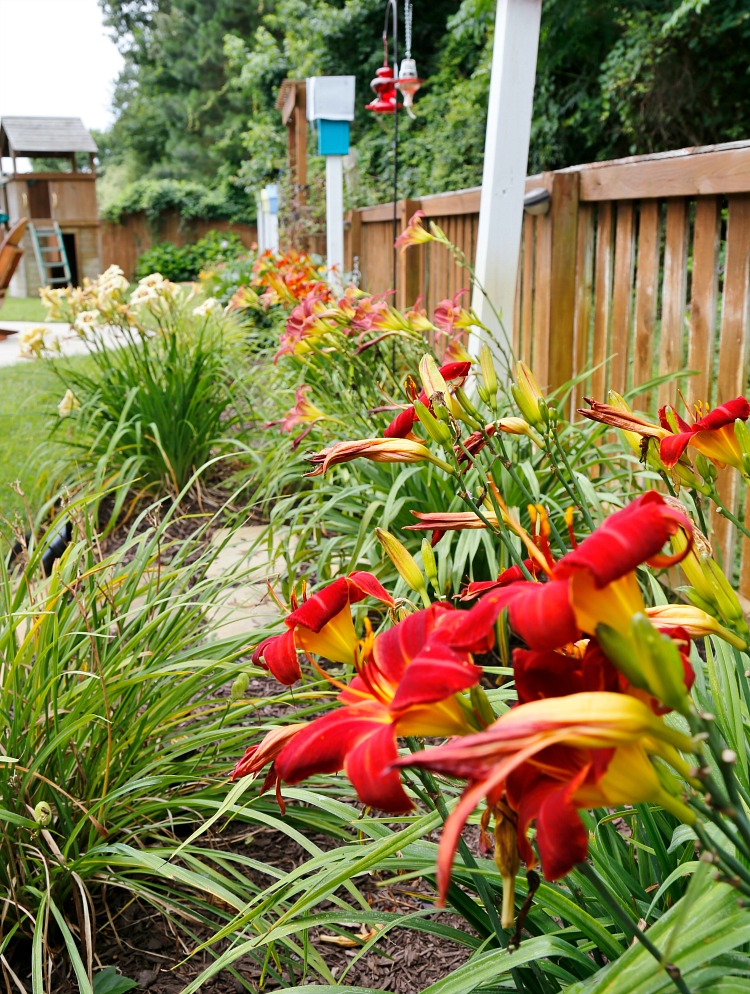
37, 266, 247, 504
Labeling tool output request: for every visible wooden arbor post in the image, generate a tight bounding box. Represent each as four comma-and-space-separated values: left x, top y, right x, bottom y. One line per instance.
276, 79, 309, 245
471, 0, 543, 358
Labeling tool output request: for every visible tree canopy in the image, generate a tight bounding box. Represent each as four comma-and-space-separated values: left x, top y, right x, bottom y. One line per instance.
96, 0, 750, 222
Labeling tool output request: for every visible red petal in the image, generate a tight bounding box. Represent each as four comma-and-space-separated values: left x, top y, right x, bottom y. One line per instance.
348, 571, 396, 607
658, 404, 692, 433
513, 648, 586, 703
438, 360, 471, 383
506, 580, 579, 650
275, 701, 386, 783
253, 629, 300, 685
555, 492, 690, 587
513, 765, 591, 880
659, 431, 694, 469
287, 577, 352, 632
344, 722, 413, 813
694, 396, 750, 431
384, 406, 418, 438
370, 603, 453, 683
390, 650, 481, 712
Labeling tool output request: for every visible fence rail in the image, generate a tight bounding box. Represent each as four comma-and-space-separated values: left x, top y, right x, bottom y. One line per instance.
344, 140, 750, 594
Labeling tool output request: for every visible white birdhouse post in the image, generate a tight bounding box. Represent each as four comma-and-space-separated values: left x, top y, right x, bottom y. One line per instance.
470, 0, 543, 353
307, 76, 356, 288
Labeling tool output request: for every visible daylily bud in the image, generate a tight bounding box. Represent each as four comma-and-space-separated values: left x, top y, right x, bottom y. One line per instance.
414, 400, 453, 446
34, 801, 52, 827
537, 397, 551, 427
376, 528, 429, 602
735, 418, 750, 458
478, 345, 498, 412
493, 800, 521, 928
469, 685, 497, 729
695, 453, 717, 485
597, 614, 692, 716
454, 386, 483, 424
421, 538, 440, 593
743, 453, 750, 479
646, 604, 747, 650
419, 354, 448, 407
673, 528, 748, 632
512, 362, 544, 427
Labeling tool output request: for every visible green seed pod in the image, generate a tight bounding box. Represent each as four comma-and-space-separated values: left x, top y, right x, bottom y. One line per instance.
231, 672, 250, 701
34, 801, 52, 827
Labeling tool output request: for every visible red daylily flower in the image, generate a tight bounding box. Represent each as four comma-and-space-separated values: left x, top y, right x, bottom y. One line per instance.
395, 210, 434, 251
272, 603, 488, 812
252, 571, 395, 685
449, 492, 692, 654
384, 360, 471, 439
659, 396, 750, 470
397, 690, 696, 896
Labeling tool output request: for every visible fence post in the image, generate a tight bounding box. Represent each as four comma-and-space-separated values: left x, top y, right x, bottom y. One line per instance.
397, 198, 422, 310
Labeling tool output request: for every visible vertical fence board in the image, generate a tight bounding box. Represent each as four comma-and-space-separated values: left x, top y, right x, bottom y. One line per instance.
687, 197, 720, 407
632, 200, 661, 409
547, 172, 580, 391
714, 195, 750, 585
520, 212, 535, 363
533, 212, 552, 389
609, 202, 636, 395
658, 199, 689, 409
573, 203, 595, 412
591, 203, 614, 402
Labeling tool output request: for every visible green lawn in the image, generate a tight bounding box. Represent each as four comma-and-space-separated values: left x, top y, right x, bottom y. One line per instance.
0, 356, 89, 524
0, 297, 57, 323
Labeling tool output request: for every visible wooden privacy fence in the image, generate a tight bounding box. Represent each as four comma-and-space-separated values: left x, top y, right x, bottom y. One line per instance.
344, 140, 750, 588
101, 212, 258, 280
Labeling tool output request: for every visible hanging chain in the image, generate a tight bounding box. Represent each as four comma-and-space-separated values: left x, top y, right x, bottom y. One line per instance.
404, 0, 413, 59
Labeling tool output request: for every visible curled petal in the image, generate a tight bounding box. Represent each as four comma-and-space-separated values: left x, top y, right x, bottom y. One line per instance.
555, 492, 692, 588
252, 629, 300, 685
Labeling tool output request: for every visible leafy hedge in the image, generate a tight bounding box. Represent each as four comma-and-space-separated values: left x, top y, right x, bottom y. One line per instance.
101, 177, 256, 225
134, 230, 246, 282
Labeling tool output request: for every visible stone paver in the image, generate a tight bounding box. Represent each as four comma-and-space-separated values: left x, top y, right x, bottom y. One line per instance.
206, 525, 291, 639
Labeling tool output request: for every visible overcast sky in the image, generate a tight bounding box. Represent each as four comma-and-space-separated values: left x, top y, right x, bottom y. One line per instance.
0, 0, 124, 131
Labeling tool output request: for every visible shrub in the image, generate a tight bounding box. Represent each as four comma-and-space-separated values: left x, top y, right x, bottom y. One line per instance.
134, 230, 245, 283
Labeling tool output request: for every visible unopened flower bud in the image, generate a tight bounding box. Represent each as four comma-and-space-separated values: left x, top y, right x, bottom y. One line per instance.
376, 528, 428, 601
418, 354, 448, 407
478, 345, 498, 412
421, 538, 439, 592
493, 800, 521, 928
512, 362, 544, 427
454, 386, 482, 424
414, 400, 453, 446
469, 685, 497, 728
695, 453, 717, 485
735, 418, 750, 458
597, 614, 692, 716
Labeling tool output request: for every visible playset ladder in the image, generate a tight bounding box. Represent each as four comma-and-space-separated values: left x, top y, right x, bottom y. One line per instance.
29, 221, 71, 287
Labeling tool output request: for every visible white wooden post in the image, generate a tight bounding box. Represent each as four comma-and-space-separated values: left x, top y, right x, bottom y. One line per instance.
325, 154, 345, 287
471, 0, 543, 356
